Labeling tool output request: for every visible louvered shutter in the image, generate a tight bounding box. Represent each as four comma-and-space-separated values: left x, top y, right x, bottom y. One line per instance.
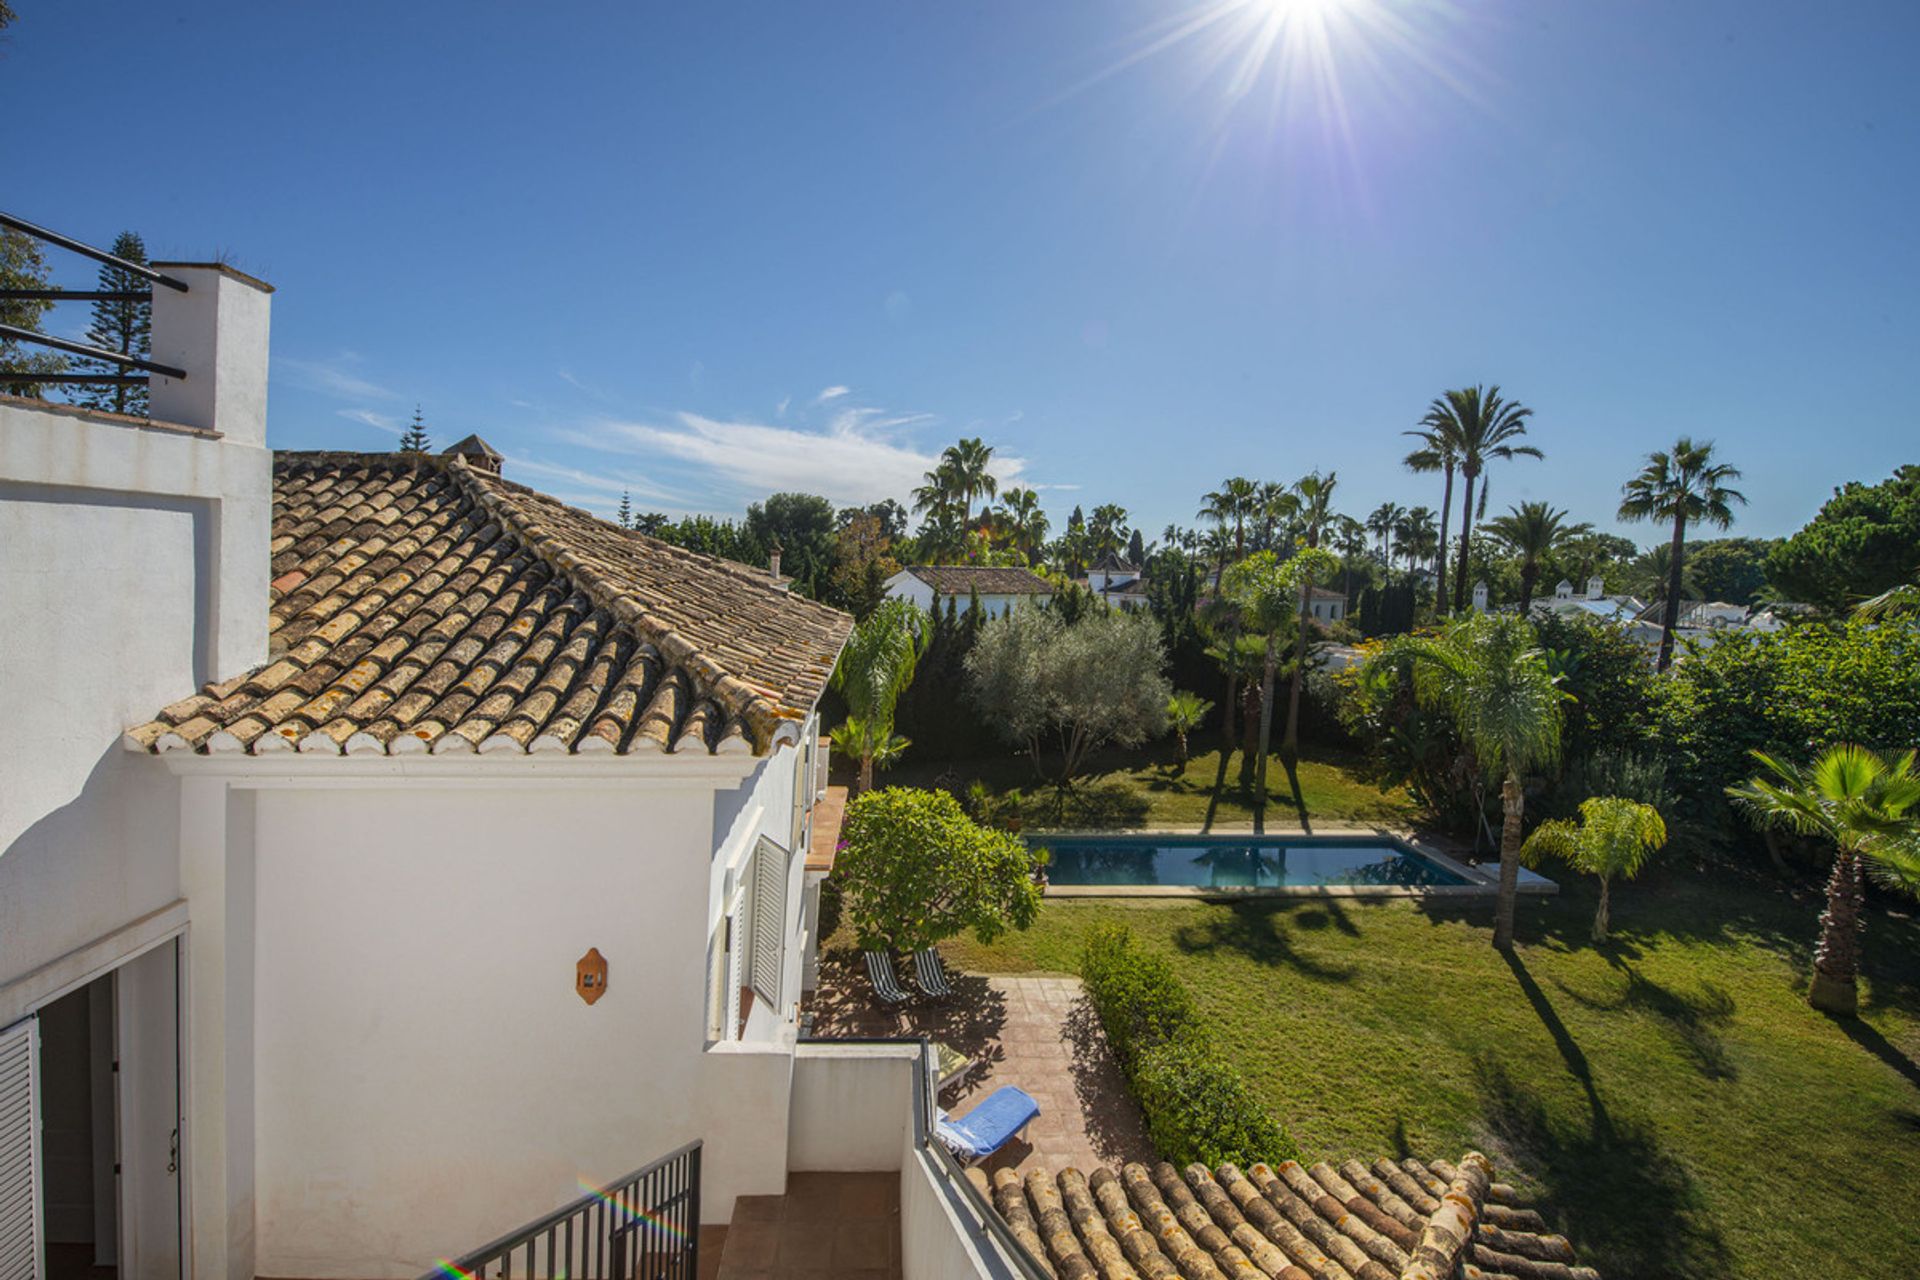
749, 837, 788, 1008
0, 1017, 41, 1280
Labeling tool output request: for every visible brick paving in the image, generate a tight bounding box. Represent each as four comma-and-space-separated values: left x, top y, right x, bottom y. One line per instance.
804, 958, 1152, 1175
712, 1171, 900, 1280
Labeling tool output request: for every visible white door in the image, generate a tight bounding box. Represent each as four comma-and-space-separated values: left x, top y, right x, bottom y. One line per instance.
115, 945, 181, 1280
0, 1016, 42, 1280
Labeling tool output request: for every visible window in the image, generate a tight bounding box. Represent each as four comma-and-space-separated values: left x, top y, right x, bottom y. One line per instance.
748, 836, 789, 1010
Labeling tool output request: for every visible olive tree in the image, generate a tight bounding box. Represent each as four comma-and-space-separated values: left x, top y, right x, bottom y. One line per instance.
836, 787, 1043, 951
966, 605, 1171, 784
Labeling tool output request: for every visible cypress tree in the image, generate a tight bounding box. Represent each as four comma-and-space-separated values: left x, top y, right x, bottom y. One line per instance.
398, 406, 430, 453
616, 491, 632, 528
70, 231, 152, 415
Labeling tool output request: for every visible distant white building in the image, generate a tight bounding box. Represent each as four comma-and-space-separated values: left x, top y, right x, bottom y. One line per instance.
1086, 552, 1149, 607
1533, 576, 1645, 624
883, 564, 1054, 617
1307, 585, 1348, 625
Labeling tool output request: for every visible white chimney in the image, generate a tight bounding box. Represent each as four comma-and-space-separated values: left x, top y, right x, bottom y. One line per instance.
768, 543, 783, 580
1587, 575, 1606, 599
147, 263, 274, 446
1472, 581, 1489, 613
1555, 579, 1573, 600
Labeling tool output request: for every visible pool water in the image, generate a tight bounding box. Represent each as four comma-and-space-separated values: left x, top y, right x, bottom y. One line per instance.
1036, 834, 1484, 889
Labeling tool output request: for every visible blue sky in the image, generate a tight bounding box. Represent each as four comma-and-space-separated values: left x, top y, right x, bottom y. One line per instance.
7, 1, 1916, 543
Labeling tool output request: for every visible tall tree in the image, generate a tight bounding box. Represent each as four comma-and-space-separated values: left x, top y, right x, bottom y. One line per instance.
1485, 501, 1592, 613
830, 599, 927, 794
615, 491, 632, 529
1729, 745, 1920, 1015
1767, 465, 1920, 610
1, 228, 67, 397
1396, 506, 1439, 573
1365, 612, 1564, 948
1420, 386, 1543, 614
66, 231, 151, 415
1618, 437, 1746, 671
939, 437, 997, 527
1198, 477, 1258, 562
745, 492, 839, 598
1088, 503, 1130, 559
398, 406, 430, 453
1281, 471, 1340, 763
996, 487, 1050, 563
1367, 501, 1406, 563
1403, 424, 1459, 613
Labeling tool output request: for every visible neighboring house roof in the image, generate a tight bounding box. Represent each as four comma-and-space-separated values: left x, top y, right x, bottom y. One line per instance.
443, 433, 504, 468
990, 1152, 1598, 1280
1097, 576, 1144, 595
1088, 551, 1138, 574
899, 565, 1054, 595
1309, 586, 1347, 602
126, 451, 852, 758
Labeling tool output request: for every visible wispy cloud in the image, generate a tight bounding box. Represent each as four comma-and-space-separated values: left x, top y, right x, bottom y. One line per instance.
815, 385, 851, 405
505, 454, 680, 508
556, 401, 1027, 510
278, 353, 401, 401
337, 408, 400, 434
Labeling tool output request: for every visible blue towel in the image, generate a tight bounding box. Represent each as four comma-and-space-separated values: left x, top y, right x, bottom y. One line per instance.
936, 1085, 1040, 1159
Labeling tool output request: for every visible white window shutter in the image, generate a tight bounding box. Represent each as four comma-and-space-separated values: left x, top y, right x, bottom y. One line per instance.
0, 1017, 42, 1280
749, 837, 789, 1008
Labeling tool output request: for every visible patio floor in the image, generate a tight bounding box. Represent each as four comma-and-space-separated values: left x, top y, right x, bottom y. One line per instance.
803, 956, 1151, 1174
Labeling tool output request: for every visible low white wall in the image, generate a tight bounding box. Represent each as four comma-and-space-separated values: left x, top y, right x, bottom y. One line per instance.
896, 1054, 1028, 1280
787, 1042, 917, 1172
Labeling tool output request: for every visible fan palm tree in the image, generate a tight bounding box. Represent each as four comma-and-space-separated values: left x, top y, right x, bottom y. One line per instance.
1366, 501, 1406, 563
1523, 796, 1667, 941
1618, 437, 1746, 671
1403, 424, 1460, 612
1366, 612, 1564, 947
1485, 501, 1593, 613
997, 487, 1050, 563
938, 437, 998, 527
1089, 503, 1131, 560
911, 459, 962, 522
1396, 506, 1438, 573
1198, 477, 1259, 562
1728, 745, 1920, 1015
1165, 691, 1214, 771
830, 600, 928, 794
1421, 386, 1543, 615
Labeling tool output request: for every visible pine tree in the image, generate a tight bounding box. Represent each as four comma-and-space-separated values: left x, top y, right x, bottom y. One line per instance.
398, 406, 430, 453
616, 491, 632, 529
70, 231, 153, 416
1, 228, 67, 398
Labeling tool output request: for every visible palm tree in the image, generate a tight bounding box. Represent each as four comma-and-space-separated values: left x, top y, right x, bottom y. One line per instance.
912, 459, 961, 522
1219, 551, 1295, 806
1367, 501, 1407, 564
1281, 471, 1339, 763
1396, 506, 1438, 573
1089, 503, 1131, 560
1165, 691, 1214, 771
939, 437, 998, 527
1367, 612, 1564, 947
1626, 543, 1697, 606
1403, 424, 1459, 613
829, 600, 927, 794
1618, 438, 1746, 671
1485, 501, 1593, 614
997, 487, 1050, 563
1198, 477, 1259, 562
1421, 386, 1543, 615
1522, 797, 1667, 941
1728, 746, 1920, 1015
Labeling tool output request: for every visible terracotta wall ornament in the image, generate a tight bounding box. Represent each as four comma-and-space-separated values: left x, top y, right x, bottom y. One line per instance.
576, 947, 609, 1005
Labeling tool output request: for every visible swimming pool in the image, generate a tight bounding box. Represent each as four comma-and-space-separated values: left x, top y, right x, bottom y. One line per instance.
1032, 833, 1556, 895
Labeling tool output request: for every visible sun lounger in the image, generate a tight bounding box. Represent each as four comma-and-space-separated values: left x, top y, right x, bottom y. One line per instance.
864, 950, 911, 1005
913, 947, 954, 998
936, 1085, 1040, 1163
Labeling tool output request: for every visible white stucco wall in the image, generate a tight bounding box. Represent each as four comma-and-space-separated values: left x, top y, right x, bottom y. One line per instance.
880, 572, 1048, 620
788, 1043, 915, 1172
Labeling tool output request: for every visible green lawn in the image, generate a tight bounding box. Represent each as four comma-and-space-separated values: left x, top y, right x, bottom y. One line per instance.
936, 865, 1920, 1280
884, 737, 1419, 829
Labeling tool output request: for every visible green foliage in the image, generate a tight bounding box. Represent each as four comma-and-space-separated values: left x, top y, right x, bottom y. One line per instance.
1768, 465, 1920, 610
1524, 796, 1667, 940
68, 231, 151, 416
1378, 612, 1563, 783
1728, 746, 1920, 894
1532, 613, 1658, 766
836, 787, 1042, 951
1655, 621, 1920, 843
893, 595, 1000, 760
1686, 537, 1778, 606
831, 599, 926, 788
648, 512, 766, 566
746, 492, 839, 600
1079, 924, 1294, 1168
398, 406, 430, 453
965, 605, 1171, 782
1, 228, 66, 396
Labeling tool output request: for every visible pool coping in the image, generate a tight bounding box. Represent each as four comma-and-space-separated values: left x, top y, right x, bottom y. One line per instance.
1023, 825, 1558, 899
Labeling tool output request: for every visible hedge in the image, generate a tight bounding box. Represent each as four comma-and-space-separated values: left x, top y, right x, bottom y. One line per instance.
1079, 923, 1295, 1167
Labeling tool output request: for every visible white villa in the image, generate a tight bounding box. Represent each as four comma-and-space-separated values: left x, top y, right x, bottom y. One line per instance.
882, 565, 1053, 618
1083, 553, 1148, 608
1, 240, 1031, 1280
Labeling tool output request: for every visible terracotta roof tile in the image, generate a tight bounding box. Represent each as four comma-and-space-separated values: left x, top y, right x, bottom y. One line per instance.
904, 564, 1055, 596
127, 452, 852, 758
987, 1153, 1596, 1280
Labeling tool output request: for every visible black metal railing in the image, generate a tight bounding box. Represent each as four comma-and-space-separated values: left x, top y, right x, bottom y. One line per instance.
0, 210, 188, 389
420, 1142, 702, 1280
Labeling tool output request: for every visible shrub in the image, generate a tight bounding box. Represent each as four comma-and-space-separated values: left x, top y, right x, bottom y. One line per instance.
837, 787, 1043, 950
1079, 924, 1294, 1167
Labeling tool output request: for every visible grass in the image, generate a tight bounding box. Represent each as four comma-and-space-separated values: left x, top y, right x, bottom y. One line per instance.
935, 863, 1920, 1280
883, 735, 1419, 830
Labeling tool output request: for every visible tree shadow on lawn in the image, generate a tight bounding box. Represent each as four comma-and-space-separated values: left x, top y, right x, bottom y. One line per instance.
1831, 1014, 1920, 1093
1483, 950, 1731, 1278
1553, 958, 1741, 1082
1169, 899, 1359, 983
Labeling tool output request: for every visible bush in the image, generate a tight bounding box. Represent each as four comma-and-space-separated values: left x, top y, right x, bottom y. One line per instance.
1079, 924, 1294, 1167
838, 788, 1043, 950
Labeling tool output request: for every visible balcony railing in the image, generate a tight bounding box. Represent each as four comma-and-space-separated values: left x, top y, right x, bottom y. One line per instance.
0, 211, 188, 389
422, 1142, 702, 1280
